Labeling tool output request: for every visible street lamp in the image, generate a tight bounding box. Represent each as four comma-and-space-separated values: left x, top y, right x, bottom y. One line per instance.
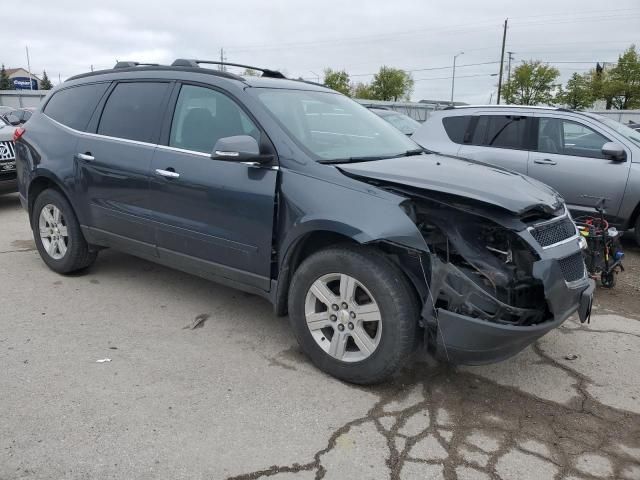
450, 51, 464, 105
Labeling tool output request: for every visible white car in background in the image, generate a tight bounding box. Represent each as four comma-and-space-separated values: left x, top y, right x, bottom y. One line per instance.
0, 115, 18, 194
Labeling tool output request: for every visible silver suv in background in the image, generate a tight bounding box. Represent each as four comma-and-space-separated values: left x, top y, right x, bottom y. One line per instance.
412, 106, 640, 244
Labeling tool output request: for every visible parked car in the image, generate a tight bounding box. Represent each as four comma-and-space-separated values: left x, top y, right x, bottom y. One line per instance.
0, 116, 17, 194
412, 106, 640, 245
368, 107, 421, 135
2, 107, 34, 125
15, 61, 593, 384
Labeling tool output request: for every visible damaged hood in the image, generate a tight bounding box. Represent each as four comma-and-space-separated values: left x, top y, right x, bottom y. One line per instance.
338, 154, 563, 215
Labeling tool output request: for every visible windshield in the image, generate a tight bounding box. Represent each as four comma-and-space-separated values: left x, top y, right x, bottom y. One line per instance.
589, 114, 640, 147
380, 112, 421, 135
251, 89, 418, 161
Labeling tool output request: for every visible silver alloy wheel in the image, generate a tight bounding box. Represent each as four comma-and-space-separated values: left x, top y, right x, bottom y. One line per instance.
304, 273, 382, 363
38, 204, 69, 260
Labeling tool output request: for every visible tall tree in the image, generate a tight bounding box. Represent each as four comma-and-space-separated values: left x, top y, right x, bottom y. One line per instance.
351, 82, 376, 99
501, 61, 560, 105
556, 72, 594, 110
605, 45, 640, 109
0, 64, 12, 90
371, 66, 414, 101
323, 69, 351, 96
40, 70, 53, 90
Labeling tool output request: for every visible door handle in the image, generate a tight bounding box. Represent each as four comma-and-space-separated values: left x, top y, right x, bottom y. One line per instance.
155, 168, 180, 179
533, 158, 557, 165
75, 152, 95, 162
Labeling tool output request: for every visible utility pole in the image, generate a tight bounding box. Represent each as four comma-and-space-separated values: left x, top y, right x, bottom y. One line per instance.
25, 45, 33, 90
219, 48, 225, 71
496, 18, 508, 105
506, 51, 514, 81
450, 51, 464, 105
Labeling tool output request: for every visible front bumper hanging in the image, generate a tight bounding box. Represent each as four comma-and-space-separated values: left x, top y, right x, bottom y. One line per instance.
423, 256, 594, 365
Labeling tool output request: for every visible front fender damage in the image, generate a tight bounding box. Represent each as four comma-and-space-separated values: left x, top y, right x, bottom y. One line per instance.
368, 183, 594, 365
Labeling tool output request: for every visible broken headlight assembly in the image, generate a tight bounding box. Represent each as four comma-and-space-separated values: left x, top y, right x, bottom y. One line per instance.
415, 202, 549, 327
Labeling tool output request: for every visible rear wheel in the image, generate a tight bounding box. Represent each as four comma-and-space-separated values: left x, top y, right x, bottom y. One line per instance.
288, 245, 419, 384
635, 216, 640, 247
32, 189, 97, 274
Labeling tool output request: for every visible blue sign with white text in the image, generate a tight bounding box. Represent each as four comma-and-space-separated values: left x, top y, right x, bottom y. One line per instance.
12, 77, 38, 90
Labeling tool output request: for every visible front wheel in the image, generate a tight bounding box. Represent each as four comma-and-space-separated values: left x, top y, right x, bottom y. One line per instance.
288, 245, 419, 384
32, 188, 97, 274
601, 271, 617, 289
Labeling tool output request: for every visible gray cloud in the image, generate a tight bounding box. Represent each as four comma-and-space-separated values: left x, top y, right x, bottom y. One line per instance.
4, 0, 639, 103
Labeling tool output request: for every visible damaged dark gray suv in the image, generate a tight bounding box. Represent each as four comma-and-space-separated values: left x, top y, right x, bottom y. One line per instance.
15, 60, 594, 384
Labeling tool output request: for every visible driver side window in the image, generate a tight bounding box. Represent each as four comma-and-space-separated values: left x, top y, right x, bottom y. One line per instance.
169, 85, 259, 154
538, 118, 610, 159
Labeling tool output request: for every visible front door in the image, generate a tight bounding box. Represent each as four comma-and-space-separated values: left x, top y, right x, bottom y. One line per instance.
528, 115, 630, 220
148, 84, 278, 291
76, 81, 172, 253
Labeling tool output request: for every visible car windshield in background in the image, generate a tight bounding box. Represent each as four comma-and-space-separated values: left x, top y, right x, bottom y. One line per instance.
252, 89, 418, 162
380, 112, 421, 135
590, 114, 640, 147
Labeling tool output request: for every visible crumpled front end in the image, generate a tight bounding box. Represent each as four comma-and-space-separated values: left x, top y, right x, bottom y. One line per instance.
410, 198, 594, 365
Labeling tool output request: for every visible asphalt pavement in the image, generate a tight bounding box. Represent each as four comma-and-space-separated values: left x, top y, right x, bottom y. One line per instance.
1, 192, 639, 480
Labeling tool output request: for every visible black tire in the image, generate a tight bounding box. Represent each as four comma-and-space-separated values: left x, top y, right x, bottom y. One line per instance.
31, 188, 97, 274
288, 245, 419, 384
635, 216, 640, 247
601, 271, 616, 289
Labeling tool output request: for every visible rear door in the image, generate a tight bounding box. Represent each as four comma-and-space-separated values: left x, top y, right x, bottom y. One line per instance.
75, 81, 172, 255
457, 113, 532, 174
147, 83, 278, 291
528, 115, 630, 219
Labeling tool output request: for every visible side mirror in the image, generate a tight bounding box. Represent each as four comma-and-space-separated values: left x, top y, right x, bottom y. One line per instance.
601, 142, 626, 161
5, 114, 20, 126
211, 135, 273, 164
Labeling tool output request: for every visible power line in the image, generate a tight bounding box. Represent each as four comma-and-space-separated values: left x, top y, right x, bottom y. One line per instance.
414, 73, 498, 82
224, 11, 639, 53
507, 7, 639, 21
349, 61, 500, 78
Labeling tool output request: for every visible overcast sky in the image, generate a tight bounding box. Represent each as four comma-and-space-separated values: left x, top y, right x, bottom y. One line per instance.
3, 0, 639, 103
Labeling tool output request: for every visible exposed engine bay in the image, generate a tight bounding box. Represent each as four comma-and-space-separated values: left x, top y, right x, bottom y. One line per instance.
414, 200, 550, 327
337, 155, 594, 364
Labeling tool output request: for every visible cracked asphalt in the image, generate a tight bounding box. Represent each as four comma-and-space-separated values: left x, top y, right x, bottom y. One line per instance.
1, 192, 639, 480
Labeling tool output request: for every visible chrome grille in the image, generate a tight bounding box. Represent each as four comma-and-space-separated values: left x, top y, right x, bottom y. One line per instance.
530, 217, 576, 247
0, 141, 16, 161
558, 252, 586, 283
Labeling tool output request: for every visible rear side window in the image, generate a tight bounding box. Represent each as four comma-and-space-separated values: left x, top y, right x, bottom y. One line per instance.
442, 116, 471, 144
98, 82, 169, 143
43, 83, 109, 131
471, 115, 529, 149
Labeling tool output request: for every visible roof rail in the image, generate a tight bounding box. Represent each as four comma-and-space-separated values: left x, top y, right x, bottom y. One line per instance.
114, 61, 160, 69
171, 59, 286, 78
